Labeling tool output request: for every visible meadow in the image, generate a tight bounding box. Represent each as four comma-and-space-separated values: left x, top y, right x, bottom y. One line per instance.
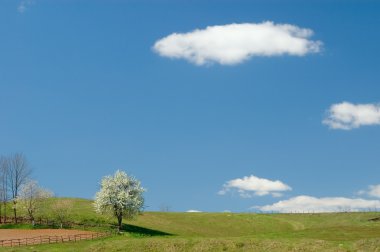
1, 198, 380, 251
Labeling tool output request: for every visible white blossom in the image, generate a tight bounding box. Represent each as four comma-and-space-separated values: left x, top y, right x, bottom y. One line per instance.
94, 170, 145, 231
18, 180, 53, 222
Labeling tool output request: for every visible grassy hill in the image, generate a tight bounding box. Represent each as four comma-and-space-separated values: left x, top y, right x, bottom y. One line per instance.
1, 198, 380, 251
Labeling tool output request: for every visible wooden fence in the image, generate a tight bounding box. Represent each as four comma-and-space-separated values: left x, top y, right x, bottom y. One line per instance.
0, 232, 109, 247
0, 216, 29, 224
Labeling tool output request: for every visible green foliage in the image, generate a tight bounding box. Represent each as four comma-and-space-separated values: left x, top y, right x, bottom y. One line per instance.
0, 223, 33, 229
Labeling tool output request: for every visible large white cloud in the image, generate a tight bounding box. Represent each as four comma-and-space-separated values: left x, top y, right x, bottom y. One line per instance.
218, 175, 291, 198
323, 102, 380, 130
153, 22, 322, 66
255, 195, 380, 213
358, 184, 380, 198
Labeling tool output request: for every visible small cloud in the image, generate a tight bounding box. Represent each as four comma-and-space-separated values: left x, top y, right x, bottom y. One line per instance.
186, 209, 202, 213
18, 0, 35, 13
153, 21, 322, 66
323, 102, 380, 130
255, 195, 380, 213
222, 210, 232, 213
218, 175, 291, 198
358, 184, 380, 198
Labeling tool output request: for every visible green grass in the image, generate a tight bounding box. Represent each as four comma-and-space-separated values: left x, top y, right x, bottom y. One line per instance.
1, 198, 380, 251
0, 224, 33, 229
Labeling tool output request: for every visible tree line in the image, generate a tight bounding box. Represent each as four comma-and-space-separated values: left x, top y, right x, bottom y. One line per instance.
0, 153, 72, 226
0, 153, 32, 223
1, 153, 146, 232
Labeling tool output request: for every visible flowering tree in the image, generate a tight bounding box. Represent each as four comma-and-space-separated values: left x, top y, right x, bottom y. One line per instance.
51, 199, 73, 228
94, 170, 145, 231
18, 180, 52, 225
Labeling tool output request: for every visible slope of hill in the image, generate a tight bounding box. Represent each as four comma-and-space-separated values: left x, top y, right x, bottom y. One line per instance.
1, 198, 380, 251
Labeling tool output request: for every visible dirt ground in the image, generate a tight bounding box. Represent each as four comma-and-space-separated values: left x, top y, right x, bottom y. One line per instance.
0, 229, 97, 240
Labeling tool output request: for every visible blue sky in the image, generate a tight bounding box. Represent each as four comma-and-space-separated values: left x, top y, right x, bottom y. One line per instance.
1, 0, 380, 212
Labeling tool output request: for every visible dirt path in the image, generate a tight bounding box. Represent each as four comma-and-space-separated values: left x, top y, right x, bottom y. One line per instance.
0, 229, 97, 240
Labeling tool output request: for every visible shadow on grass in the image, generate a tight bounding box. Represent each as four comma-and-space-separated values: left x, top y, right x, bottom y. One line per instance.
121, 223, 173, 237
368, 216, 380, 222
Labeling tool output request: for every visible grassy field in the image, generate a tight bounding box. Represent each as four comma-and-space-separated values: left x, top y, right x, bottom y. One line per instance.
1, 198, 380, 251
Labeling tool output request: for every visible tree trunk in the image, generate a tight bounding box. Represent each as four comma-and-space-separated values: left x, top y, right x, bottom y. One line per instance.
13, 202, 17, 224
3, 202, 6, 222
28, 209, 34, 225
117, 214, 123, 232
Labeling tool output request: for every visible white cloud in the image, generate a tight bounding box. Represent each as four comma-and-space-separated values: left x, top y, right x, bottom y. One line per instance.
255, 195, 380, 213
218, 175, 291, 198
358, 184, 380, 198
323, 102, 380, 130
153, 22, 322, 66
186, 209, 202, 213
18, 0, 34, 13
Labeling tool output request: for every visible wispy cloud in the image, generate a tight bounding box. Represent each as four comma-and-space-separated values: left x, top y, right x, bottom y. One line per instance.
358, 184, 380, 198
323, 102, 380, 130
153, 22, 322, 66
18, 0, 35, 13
255, 195, 380, 213
218, 175, 291, 198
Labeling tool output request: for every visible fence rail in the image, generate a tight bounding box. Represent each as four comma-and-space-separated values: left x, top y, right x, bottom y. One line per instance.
0, 216, 29, 224
0, 232, 109, 247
